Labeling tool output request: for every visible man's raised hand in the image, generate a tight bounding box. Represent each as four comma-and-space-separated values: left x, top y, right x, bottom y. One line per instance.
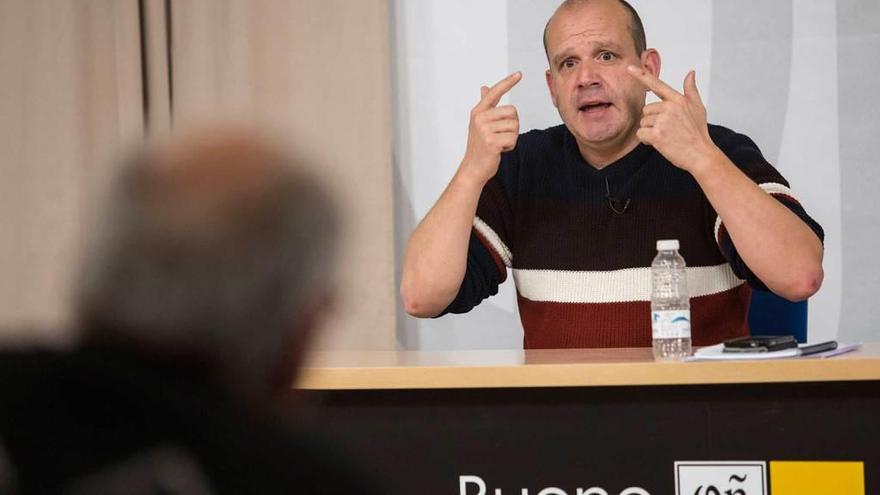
461, 72, 522, 185
627, 66, 717, 174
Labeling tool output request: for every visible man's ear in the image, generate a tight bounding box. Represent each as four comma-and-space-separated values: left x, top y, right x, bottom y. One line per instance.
641, 48, 661, 78
545, 69, 559, 108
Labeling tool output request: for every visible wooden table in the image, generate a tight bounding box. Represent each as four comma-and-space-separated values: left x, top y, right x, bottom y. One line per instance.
298, 344, 880, 390
295, 345, 880, 494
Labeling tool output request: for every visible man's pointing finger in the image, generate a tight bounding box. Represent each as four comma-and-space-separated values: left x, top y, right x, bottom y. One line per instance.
479, 71, 523, 109
626, 65, 680, 101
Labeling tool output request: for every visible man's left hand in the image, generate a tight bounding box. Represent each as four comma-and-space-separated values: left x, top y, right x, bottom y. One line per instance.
627, 66, 717, 174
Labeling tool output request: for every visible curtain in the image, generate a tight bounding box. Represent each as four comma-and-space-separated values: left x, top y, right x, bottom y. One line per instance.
0, 0, 396, 350
0, 0, 143, 344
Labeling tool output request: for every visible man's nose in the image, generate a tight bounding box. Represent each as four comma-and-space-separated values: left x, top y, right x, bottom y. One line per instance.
576, 61, 602, 88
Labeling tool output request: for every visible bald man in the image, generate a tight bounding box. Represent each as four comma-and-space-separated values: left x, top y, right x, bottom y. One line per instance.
0, 128, 378, 494
401, 0, 824, 349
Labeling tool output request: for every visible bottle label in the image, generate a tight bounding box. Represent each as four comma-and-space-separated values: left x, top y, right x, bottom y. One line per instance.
652, 309, 691, 339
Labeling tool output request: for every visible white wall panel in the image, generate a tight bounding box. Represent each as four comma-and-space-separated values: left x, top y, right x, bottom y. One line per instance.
392, 0, 523, 349
777, 0, 841, 343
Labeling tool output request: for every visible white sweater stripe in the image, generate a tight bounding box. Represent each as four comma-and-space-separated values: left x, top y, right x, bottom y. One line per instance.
474, 216, 512, 267
512, 263, 744, 303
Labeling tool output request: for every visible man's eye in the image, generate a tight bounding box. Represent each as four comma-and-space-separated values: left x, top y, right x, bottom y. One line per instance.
561, 59, 577, 69
599, 51, 615, 62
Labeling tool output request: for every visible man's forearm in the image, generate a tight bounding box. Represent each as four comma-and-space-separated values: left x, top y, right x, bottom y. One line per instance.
626, 67, 823, 300
400, 167, 486, 317
691, 148, 824, 301
401, 72, 521, 317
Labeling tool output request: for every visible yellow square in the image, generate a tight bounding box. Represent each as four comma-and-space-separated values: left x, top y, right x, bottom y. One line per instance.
770, 461, 864, 495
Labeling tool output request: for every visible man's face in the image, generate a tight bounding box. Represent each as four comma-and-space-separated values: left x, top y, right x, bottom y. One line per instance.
545, 0, 657, 156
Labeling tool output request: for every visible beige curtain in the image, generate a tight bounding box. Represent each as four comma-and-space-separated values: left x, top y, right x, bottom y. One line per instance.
0, 0, 396, 350
0, 0, 143, 344
166, 0, 396, 350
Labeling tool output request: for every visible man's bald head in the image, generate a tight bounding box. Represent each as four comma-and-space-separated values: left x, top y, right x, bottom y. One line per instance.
543, 0, 646, 62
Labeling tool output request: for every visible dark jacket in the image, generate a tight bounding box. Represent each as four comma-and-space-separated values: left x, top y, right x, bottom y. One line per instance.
0, 343, 378, 494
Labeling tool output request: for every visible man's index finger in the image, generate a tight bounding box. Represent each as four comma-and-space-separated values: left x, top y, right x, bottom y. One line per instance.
480, 72, 522, 109
626, 65, 680, 101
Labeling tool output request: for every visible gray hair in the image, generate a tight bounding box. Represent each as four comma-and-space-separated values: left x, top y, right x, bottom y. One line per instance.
75, 130, 339, 399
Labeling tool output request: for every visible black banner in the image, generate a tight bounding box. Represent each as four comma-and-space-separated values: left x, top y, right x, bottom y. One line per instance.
301, 381, 878, 494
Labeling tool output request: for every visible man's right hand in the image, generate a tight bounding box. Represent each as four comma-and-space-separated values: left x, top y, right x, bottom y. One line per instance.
461, 72, 522, 185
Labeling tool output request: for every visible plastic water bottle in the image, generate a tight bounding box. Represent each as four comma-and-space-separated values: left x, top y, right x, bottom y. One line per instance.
651, 239, 692, 360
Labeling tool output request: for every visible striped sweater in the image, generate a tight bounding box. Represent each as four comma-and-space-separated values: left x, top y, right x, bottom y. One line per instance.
441, 124, 824, 349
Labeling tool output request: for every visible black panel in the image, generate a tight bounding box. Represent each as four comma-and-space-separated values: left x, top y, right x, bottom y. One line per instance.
300, 382, 879, 494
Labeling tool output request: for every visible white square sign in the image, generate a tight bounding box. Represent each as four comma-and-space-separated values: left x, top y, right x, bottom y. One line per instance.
675, 461, 767, 495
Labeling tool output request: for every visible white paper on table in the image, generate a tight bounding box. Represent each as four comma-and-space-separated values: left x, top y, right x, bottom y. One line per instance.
687, 343, 800, 361
685, 342, 861, 362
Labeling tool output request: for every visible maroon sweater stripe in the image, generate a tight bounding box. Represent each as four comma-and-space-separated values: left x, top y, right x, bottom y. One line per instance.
517, 284, 751, 349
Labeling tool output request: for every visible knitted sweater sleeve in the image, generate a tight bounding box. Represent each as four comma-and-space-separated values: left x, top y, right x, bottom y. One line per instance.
709, 126, 825, 291
437, 151, 517, 316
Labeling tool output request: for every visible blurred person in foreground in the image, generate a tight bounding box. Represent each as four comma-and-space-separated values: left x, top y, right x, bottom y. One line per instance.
0, 128, 378, 494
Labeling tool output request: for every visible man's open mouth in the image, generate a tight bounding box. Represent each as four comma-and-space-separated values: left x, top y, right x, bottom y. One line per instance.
579, 102, 612, 113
